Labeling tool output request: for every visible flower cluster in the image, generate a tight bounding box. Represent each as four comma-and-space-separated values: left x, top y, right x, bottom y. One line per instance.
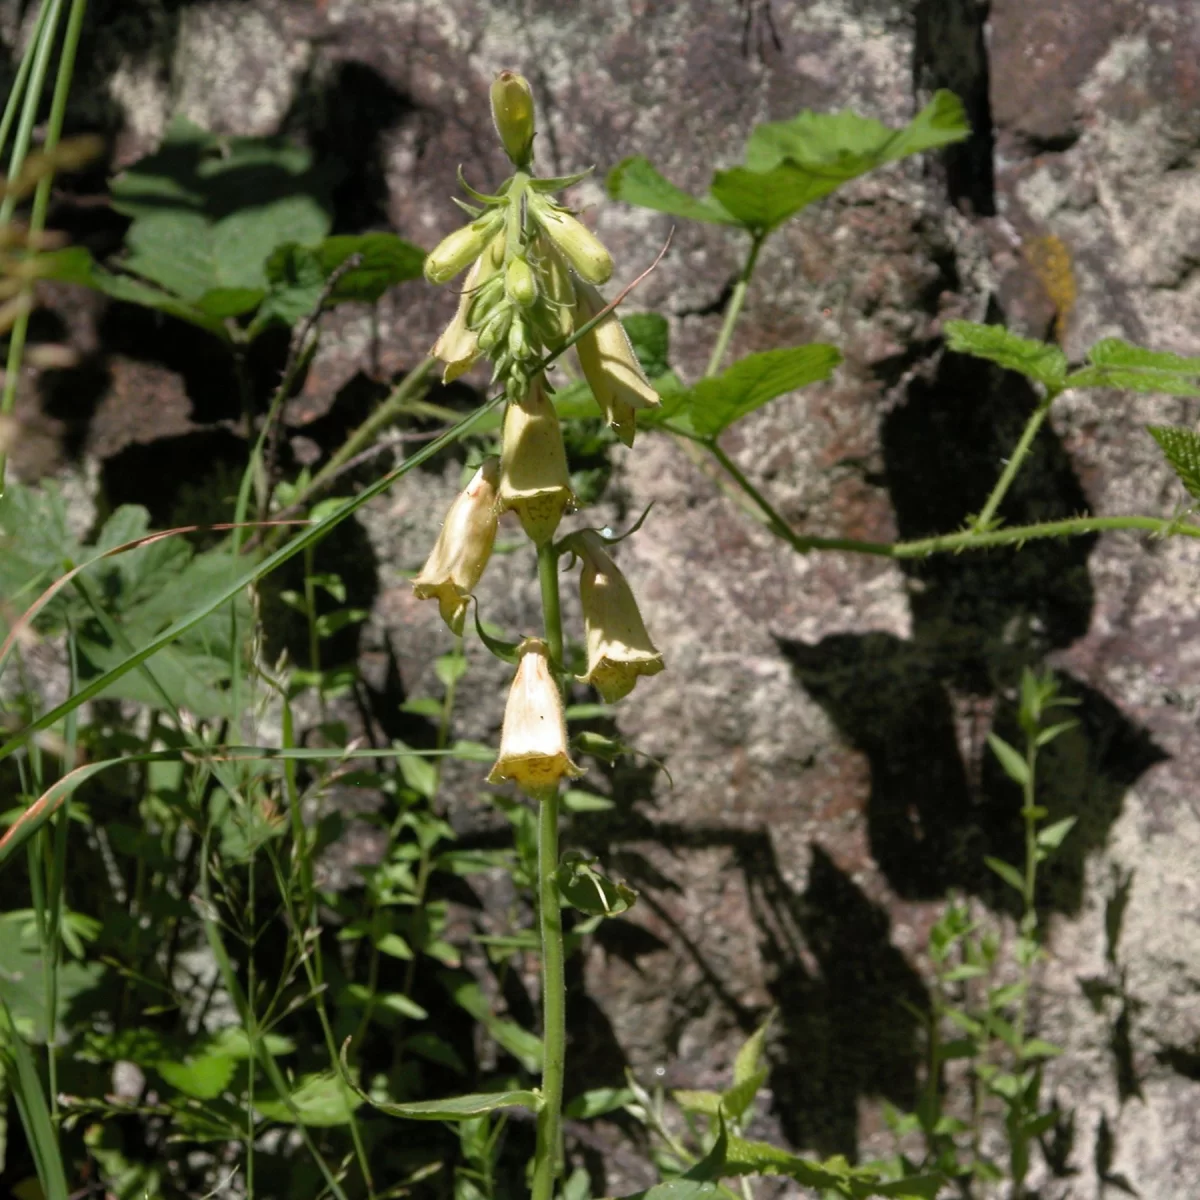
412, 70, 664, 799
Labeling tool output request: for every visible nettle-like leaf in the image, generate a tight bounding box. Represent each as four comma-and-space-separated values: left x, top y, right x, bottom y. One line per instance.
608, 91, 968, 235
1148, 426, 1200, 499
1069, 338, 1200, 394
680, 345, 842, 438
944, 321, 1069, 388
254, 1070, 362, 1127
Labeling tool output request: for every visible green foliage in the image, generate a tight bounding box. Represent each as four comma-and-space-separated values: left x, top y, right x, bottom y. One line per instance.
1066, 338, 1200, 395
1148, 425, 1200, 500
943, 320, 1069, 388
37, 119, 424, 342
671, 345, 842, 438
363, 1089, 542, 1120
608, 91, 968, 236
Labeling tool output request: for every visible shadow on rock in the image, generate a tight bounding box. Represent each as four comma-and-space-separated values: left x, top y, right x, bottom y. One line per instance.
778, 342, 1165, 907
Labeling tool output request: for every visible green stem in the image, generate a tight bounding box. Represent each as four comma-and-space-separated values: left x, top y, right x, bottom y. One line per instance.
531, 537, 566, 1200
973, 392, 1058, 533
705, 234, 764, 378
689, 444, 1200, 557
537, 540, 564, 671
531, 786, 566, 1200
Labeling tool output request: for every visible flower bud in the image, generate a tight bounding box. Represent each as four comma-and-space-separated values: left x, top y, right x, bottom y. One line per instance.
490, 70, 536, 168
431, 233, 505, 382
412, 458, 500, 634
532, 236, 577, 347
505, 255, 538, 307
529, 195, 613, 285
487, 638, 584, 797
424, 211, 504, 285
498, 376, 574, 545
573, 281, 661, 447
575, 531, 664, 702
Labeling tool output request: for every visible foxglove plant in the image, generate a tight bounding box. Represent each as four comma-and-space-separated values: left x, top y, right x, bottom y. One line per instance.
411, 69, 663, 1200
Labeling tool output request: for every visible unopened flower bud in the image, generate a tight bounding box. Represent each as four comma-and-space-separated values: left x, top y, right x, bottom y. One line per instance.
532, 236, 576, 347
529, 194, 612, 285
505, 255, 538, 307
573, 281, 661, 447
576, 531, 664, 702
424, 211, 504, 285
507, 314, 533, 360
487, 638, 584, 797
499, 377, 574, 545
432, 233, 505, 382
490, 70, 536, 168
412, 458, 500, 634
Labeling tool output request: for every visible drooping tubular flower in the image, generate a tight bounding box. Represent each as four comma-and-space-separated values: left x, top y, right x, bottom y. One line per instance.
572, 279, 661, 447
575, 530, 664, 702
498, 375, 574, 545
488, 638, 584, 797
412, 457, 500, 634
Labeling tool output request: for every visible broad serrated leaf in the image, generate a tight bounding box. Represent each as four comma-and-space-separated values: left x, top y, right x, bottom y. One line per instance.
316, 232, 426, 302
722, 1068, 767, 1124
605, 156, 738, 224
674, 1089, 723, 1116
1148, 425, 1200, 500
987, 733, 1030, 787
716, 90, 969, 232
984, 856, 1027, 895
1088, 338, 1200, 375
684, 345, 841, 437
1065, 366, 1200, 396
944, 321, 1068, 388
365, 1089, 541, 1120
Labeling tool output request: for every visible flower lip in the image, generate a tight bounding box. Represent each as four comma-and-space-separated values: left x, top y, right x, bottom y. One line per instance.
487, 637, 584, 797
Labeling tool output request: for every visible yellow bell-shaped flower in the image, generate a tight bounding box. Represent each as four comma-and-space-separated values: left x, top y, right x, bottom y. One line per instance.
487, 638, 584, 797
573, 281, 660, 447
412, 457, 500, 634
576, 531, 664, 702
498, 376, 574, 545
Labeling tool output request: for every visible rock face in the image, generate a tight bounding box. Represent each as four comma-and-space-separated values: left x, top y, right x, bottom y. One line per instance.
7, 0, 1200, 1194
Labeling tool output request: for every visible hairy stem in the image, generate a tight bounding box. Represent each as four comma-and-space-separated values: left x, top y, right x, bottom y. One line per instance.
973, 391, 1058, 533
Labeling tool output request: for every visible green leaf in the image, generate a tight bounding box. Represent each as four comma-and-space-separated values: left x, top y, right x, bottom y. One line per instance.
716, 90, 969, 233
403, 1031, 467, 1074
1036, 816, 1077, 851
722, 1068, 768, 1124
1148, 425, 1200, 500
1, 1001, 70, 1200
683, 345, 841, 438
365, 1090, 541, 1121
733, 1010, 774, 1088
37, 246, 229, 338
616, 1183, 721, 1200
621, 312, 672, 378
255, 1070, 361, 1127
109, 117, 333, 300
605, 156, 738, 225
984, 856, 1027, 895
556, 851, 636, 917
674, 1089, 724, 1116
1065, 367, 1200, 396
316, 232, 426, 302
944, 321, 1068, 388
443, 974, 542, 1071
745, 90, 969, 172
1036, 719, 1079, 748
562, 788, 615, 813
986, 733, 1030, 787
1088, 338, 1200, 374
1020, 1038, 1064, 1060
157, 1054, 236, 1100
564, 1086, 636, 1119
